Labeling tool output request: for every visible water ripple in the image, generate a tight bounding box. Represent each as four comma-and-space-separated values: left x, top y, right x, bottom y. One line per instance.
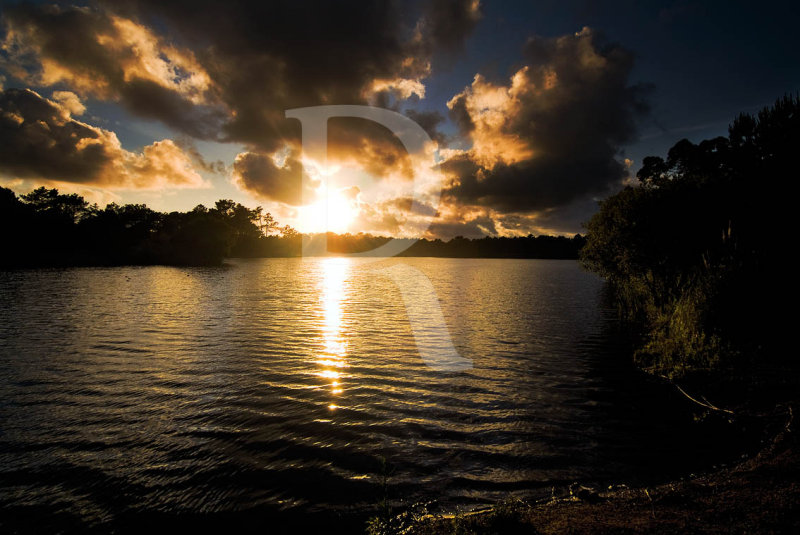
0, 258, 743, 529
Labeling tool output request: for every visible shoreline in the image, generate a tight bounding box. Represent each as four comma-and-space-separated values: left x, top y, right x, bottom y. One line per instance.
0, 256, 584, 270
406, 404, 798, 534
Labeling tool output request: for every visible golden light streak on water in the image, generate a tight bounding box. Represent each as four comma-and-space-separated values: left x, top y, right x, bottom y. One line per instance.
318, 258, 350, 399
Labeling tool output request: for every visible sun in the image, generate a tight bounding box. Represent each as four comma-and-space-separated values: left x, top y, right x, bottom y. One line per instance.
297, 189, 357, 234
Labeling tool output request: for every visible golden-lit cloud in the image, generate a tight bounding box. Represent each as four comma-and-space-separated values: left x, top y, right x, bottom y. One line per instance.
439, 27, 650, 231
1, 3, 225, 139
364, 77, 427, 101
1, 1, 481, 154
50, 90, 86, 116
0, 88, 206, 189
348, 195, 441, 236
0, 0, 650, 238
5, 13, 212, 104
447, 69, 536, 167
0, 1, 486, 238
101, 15, 212, 104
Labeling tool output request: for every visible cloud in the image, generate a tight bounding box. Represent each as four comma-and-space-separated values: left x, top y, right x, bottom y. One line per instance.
1, 3, 645, 238
231, 149, 310, 205
440, 27, 649, 217
352, 194, 441, 236
174, 137, 226, 174
426, 213, 497, 239
327, 118, 418, 180
232, 115, 432, 206
492, 194, 600, 236
365, 77, 427, 101
0, 1, 483, 211
404, 109, 447, 145
50, 90, 85, 116
384, 196, 439, 217
424, 0, 482, 51
1, 4, 225, 139
1, 1, 479, 151
350, 201, 404, 235
0, 88, 206, 189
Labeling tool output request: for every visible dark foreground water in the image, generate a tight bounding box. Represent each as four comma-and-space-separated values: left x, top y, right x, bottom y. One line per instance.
0, 258, 744, 532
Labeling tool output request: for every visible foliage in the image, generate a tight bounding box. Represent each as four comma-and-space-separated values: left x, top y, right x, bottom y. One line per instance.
0, 188, 292, 266
581, 95, 797, 378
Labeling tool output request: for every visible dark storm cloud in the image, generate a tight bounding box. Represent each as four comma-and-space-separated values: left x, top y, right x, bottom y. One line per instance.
404, 109, 447, 145
426, 213, 497, 239
440, 152, 626, 212
328, 118, 416, 179
233, 117, 419, 207
2, 0, 480, 151
446, 92, 475, 134
494, 194, 603, 235
440, 27, 649, 215
231, 150, 310, 205
116, 78, 227, 140
423, 0, 482, 51
0, 3, 225, 139
0, 88, 108, 182
0, 88, 205, 188
98, 0, 479, 150
1, 1, 483, 203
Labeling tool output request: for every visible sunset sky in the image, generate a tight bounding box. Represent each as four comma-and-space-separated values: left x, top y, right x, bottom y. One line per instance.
1, 0, 798, 237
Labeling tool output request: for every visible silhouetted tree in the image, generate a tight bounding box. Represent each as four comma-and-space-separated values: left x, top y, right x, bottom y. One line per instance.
582, 95, 798, 379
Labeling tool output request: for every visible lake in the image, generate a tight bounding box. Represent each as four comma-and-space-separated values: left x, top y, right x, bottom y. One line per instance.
0, 258, 743, 531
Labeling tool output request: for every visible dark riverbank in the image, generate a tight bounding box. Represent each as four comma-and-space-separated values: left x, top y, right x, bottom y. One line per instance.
407, 402, 799, 534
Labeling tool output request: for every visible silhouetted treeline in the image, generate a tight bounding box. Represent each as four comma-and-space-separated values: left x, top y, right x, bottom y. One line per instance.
0, 187, 584, 267
0, 190, 286, 267
581, 95, 796, 382
310, 232, 585, 258
401, 234, 585, 258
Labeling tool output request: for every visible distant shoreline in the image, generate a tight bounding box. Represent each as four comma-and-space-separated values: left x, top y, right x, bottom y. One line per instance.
1, 254, 584, 270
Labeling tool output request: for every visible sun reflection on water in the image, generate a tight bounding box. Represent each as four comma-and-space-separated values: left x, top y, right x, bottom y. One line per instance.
316, 258, 350, 405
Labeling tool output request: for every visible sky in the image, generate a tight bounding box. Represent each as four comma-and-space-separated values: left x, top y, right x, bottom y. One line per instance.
1, 0, 798, 238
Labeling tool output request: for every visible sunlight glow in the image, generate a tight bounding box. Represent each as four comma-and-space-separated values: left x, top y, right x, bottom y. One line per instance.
297, 188, 357, 234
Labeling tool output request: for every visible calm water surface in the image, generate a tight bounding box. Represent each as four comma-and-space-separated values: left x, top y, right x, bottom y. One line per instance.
0, 258, 738, 531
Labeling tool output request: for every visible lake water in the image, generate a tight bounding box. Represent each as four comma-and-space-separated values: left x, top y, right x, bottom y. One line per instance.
0, 258, 743, 531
